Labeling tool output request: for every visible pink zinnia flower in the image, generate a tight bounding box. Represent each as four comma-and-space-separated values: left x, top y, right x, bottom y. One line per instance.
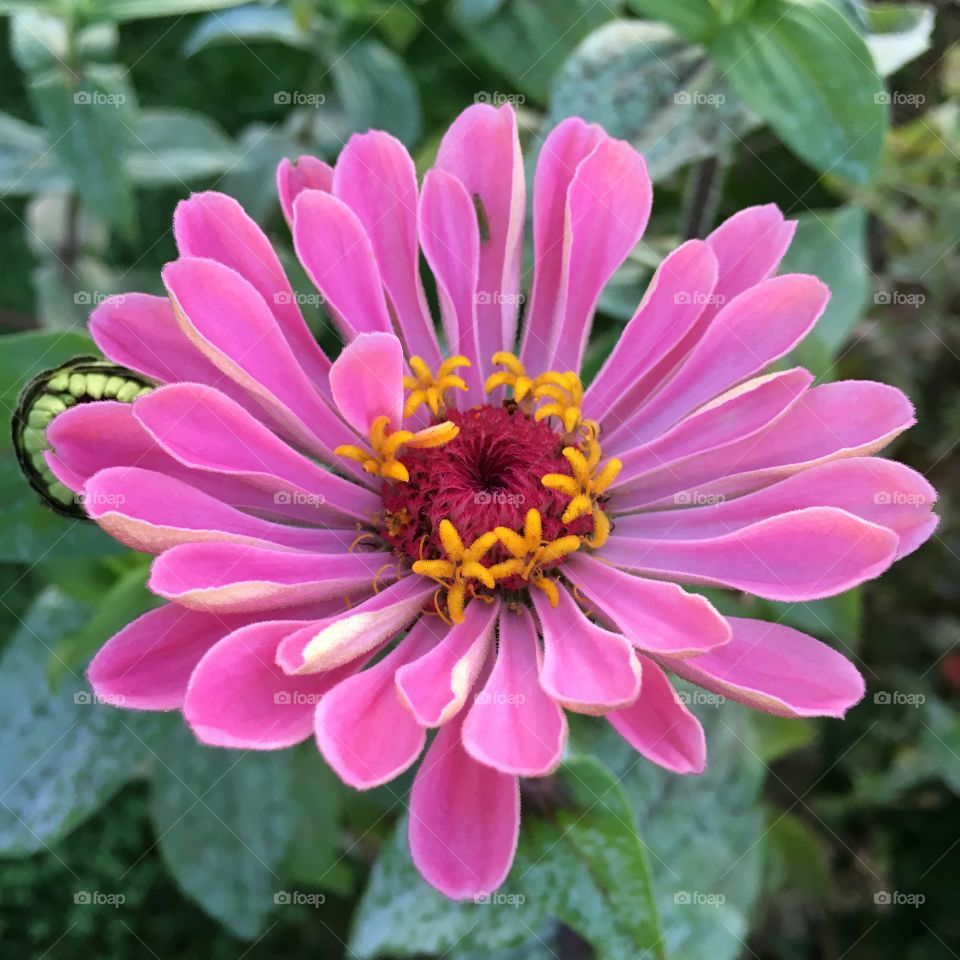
48, 104, 935, 899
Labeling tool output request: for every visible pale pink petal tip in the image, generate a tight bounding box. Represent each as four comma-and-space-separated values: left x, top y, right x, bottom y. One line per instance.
328, 331, 406, 435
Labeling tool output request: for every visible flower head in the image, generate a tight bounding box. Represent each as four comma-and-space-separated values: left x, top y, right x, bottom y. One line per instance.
42, 105, 936, 900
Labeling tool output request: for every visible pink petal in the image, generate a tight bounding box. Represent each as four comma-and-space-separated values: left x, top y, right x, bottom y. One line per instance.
418, 169, 484, 401
461, 605, 567, 776
565, 553, 731, 657
149, 541, 390, 613
276, 575, 436, 674
328, 331, 404, 434
520, 117, 606, 373
163, 256, 354, 462
133, 383, 378, 524
613, 380, 916, 511
608, 656, 706, 774
88, 604, 252, 710
610, 369, 812, 484
532, 585, 641, 713
184, 619, 364, 749
173, 190, 331, 388
396, 601, 497, 727
435, 104, 524, 382
277, 154, 333, 227
314, 619, 441, 789
333, 131, 441, 365
613, 274, 829, 446
409, 712, 520, 899
584, 239, 719, 425
548, 137, 653, 373
615, 457, 937, 559
602, 506, 899, 601
661, 616, 865, 718
83, 466, 354, 554
292, 190, 393, 340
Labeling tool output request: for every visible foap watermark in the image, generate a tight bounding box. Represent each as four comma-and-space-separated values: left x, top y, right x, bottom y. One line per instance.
74, 690, 126, 707
76, 490, 126, 508
475, 291, 525, 306
474, 490, 525, 507
673, 491, 725, 506
875, 91, 925, 107
474, 91, 525, 106
74, 891, 125, 907
74, 91, 126, 108
275, 291, 324, 307
874, 890, 925, 908
473, 892, 526, 907
74, 290, 122, 306
274, 691, 324, 706
274, 91, 326, 108
674, 90, 726, 107
274, 491, 326, 507
474, 690, 526, 706
873, 691, 925, 707
874, 290, 925, 307
677, 690, 725, 708
274, 890, 326, 907
674, 891, 726, 908
674, 291, 726, 307
874, 490, 927, 507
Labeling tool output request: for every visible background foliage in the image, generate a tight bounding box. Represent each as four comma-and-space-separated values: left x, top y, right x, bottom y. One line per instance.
0, 0, 958, 957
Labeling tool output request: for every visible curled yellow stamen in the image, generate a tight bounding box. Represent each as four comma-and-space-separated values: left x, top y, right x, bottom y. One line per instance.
485, 351, 536, 402
411, 519, 499, 623
335, 415, 459, 483
541, 436, 621, 549
404, 355, 471, 418
532, 370, 584, 435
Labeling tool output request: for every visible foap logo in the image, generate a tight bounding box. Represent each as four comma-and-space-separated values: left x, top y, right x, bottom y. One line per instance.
274, 91, 326, 107
873, 691, 925, 707
274, 491, 326, 507
74, 91, 126, 107
874, 891, 925, 907
474, 91, 525, 106
74, 291, 119, 306
74, 891, 125, 907
674, 891, 726, 908
475, 291, 525, 306
76, 490, 126, 508
874, 290, 925, 307
674, 291, 725, 306
274, 291, 325, 307
673, 491, 725, 506
677, 690, 725, 707
874, 91, 925, 107
474, 490, 525, 507
474, 690, 526, 706
274, 691, 324, 706
674, 90, 726, 107
473, 892, 526, 907
274, 890, 326, 907
873, 490, 927, 507
74, 690, 126, 707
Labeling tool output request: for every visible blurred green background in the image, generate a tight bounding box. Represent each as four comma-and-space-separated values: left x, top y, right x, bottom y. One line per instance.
0, 1, 958, 957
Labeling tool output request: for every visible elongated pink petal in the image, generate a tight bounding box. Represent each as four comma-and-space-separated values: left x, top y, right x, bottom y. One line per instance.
276, 576, 436, 674
409, 712, 520, 899
292, 190, 393, 340
149, 541, 391, 613
184, 619, 364, 749
612, 274, 829, 446
584, 239, 719, 425
520, 117, 606, 372
88, 604, 253, 710
615, 457, 937, 559
614, 380, 916, 511
133, 383, 378, 524
608, 656, 706, 774
602, 507, 899, 601
328, 331, 404, 434
610, 369, 812, 484
549, 137, 652, 372
277, 154, 333, 226
418, 169, 484, 401
84, 466, 353, 554
173, 190, 331, 387
661, 617, 865, 718
314, 618, 442, 789
532, 586, 641, 713
436, 104, 524, 382
396, 601, 497, 727
565, 553, 730, 657
333, 131, 441, 365
461, 606, 567, 776
163, 256, 354, 461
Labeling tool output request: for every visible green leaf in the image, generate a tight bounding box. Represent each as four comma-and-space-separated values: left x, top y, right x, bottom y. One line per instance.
331, 39, 423, 147
758, 591, 863, 650
27, 62, 138, 234
751, 712, 816, 762
626, 0, 755, 40
781, 206, 870, 375
0, 112, 67, 195
0, 588, 148, 855
549, 21, 759, 181
762, 811, 832, 898
449, 0, 616, 102
350, 754, 666, 960
9, 10, 68, 73
90, 0, 253, 20
150, 724, 296, 939
865, 2, 935, 77
183, 3, 310, 56
709, 0, 887, 185
126, 108, 237, 184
